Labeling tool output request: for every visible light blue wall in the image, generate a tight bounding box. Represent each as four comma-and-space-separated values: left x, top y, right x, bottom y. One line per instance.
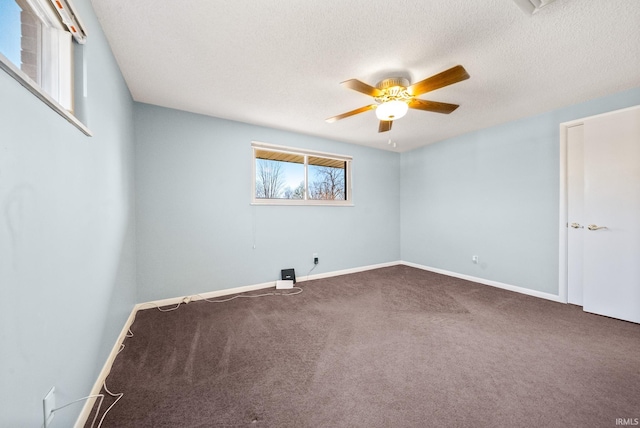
134, 104, 401, 302
0, 1, 136, 426
401, 87, 640, 295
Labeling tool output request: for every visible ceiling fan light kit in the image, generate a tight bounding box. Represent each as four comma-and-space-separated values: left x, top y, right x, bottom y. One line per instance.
326, 65, 470, 134
374, 77, 412, 121
375, 100, 409, 121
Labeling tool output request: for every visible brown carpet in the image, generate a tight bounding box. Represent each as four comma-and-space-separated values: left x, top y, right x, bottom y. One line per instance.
86, 266, 640, 427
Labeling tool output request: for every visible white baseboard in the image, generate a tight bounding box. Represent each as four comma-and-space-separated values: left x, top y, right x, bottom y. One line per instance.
133, 261, 403, 309
74, 306, 138, 428
135, 280, 281, 309
400, 260, 564, 303
302, 260, 400, 282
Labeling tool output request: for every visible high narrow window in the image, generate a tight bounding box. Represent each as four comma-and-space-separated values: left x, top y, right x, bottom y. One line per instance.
252, 142, 352, 205
0, 0, 88, 133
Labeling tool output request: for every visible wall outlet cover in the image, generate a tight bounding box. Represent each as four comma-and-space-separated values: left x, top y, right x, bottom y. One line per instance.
43, 387, 55, 427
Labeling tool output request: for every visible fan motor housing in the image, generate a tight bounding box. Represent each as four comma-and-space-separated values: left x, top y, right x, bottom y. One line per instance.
375, 77, 411, 104
376, 77, 410, 90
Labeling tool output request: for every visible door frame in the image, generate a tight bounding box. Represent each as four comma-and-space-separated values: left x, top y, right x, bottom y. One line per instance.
558, 105, 640, 305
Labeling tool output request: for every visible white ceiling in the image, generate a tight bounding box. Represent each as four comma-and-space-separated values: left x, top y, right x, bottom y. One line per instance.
91, 0, 640, 152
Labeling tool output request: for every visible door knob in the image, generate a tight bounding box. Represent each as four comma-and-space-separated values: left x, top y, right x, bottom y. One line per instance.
587, 224, 608, 231
570, 222, 583, 229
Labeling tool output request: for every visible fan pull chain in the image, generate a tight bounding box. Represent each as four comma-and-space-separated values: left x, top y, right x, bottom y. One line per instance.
388, 128, 397, 148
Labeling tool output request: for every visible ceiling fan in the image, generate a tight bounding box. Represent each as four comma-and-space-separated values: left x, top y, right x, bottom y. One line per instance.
326, 65, 470, 133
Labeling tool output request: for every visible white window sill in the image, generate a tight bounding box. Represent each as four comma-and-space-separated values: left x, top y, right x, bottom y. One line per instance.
251, 200, 354, 207
0, 52, 92, 137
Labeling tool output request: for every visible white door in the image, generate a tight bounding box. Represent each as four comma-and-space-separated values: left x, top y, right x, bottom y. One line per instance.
567, 125, 584, 306
582, 107, 640, 323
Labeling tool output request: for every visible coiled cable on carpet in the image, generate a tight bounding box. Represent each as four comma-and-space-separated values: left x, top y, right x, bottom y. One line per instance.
86, 282, 303, 426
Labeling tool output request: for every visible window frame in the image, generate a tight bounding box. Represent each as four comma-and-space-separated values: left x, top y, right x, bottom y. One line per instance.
0, 0, 91, 135
251, 141, 353, 206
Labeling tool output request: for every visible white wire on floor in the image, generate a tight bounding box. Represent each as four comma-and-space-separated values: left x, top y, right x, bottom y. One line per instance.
195, 286, 302, 303
43, 394, 104, 428
94, 380, 123, 428
78, 281, 303, 426
45, 336, 130, 428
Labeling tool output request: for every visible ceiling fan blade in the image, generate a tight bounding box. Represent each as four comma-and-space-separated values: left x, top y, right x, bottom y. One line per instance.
407, 65, 470, 97
408, 99, 460, 114
341, 79, 383, 97
378, 120, 392, 133
326, 104, 377, 123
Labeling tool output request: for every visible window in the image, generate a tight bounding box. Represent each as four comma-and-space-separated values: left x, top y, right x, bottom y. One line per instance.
252, 142, 352, 205
0, 0, 89, 134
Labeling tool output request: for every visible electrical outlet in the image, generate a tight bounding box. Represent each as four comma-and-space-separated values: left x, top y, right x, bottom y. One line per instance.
43, 387, 55, 428
472, 255, 479, 264
313, 253, 318, 265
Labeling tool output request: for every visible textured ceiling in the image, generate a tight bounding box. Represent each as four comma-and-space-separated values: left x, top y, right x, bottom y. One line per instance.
91, 0, 640, 152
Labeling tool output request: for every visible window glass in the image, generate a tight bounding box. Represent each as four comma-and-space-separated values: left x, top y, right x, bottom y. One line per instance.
0, 1, 25, 67
308, 156, 346, 200
255, 150, 305, 199
16, 1, 41, 84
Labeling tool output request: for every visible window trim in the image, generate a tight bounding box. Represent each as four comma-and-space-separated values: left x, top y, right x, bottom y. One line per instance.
251, 141, 353, 206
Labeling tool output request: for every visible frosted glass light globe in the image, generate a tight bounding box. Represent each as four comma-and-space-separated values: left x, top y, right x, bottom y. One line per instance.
375, 100, 408, 121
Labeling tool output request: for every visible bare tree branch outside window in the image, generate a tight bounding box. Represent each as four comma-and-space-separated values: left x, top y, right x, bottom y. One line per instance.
283, 181, 305, 199
309, 166, 346, 200
256, 159, 285, 198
